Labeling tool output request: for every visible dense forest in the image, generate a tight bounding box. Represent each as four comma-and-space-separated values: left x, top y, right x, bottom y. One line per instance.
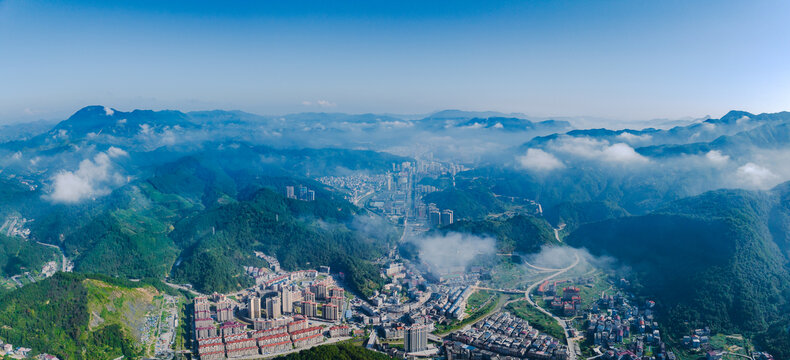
14, 152, 398, 297
423, 182, 505, 220
0, 273, 164, 360
275, 343, 393, 360
567, 188, 790, 354
543, 200, 629, 233
443, 214, 558, 253
170, 187, 392, 296
0, 234, 58, 277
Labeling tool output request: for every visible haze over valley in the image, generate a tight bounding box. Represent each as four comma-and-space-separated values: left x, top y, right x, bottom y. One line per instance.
2, 1, 790, 360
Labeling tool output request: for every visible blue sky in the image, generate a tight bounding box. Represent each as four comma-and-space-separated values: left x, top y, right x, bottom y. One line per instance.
1, 0, 789, 123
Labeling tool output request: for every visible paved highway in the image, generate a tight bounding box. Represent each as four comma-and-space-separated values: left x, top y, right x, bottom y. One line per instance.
473, 252, 581, 360
525, 252, 581, 360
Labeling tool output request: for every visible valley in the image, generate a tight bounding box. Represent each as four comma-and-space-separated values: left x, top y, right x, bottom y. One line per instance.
4, 2, 790, 360
0, 107, 788, 360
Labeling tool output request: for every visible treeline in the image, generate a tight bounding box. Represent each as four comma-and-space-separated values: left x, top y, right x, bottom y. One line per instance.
276, 343, 393, 360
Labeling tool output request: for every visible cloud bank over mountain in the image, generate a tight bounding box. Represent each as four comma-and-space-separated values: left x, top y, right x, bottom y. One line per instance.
49, 147, 128, 203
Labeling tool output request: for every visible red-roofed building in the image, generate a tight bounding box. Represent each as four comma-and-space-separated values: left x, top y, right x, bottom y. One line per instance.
329, 325, 351, 337
292, 332, 323, 348
259, 339, 293, 355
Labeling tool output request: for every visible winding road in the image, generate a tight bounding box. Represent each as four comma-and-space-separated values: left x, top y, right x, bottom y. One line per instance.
473, 251, 581, 360
524, 252, 581, 360
36, 241, 71, 272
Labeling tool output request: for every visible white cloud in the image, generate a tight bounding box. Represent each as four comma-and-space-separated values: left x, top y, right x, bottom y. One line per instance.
103, 106, 114, 116
139, 123, 152, 135
302, 99, 336, 108
49, 151, 127, 203
50, 172, 95, 204
601, 143, 648, 163
705, 150, 729, 165
493, 122, 504, 129
551, 136, 649, 164
317, 100, 336, 107
461, 122, 484, 129
106, 146, 128, 158
411, 232, 496, 275
552, 136, 603, 156
736, 115, 750, 125
517, 148, 565, 171
11, 152, 22, 161
159, 128, 177, 145
616, 132, 652, 144
736, 162, 779, 189
381, 120, 413, 128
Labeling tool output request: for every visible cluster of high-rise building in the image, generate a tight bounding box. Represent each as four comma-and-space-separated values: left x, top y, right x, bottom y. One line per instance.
193, 264, 355, 359
194, 294, 341, 359
347, 159, 467, 222
285, 185, 316, 201
245, 279, 346, 324
426, 205, 454, 227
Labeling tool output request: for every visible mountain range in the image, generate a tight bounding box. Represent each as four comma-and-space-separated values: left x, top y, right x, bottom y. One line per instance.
1, 106, 790, 357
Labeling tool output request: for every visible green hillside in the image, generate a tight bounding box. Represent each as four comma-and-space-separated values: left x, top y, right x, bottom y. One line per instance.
442, 214, 558, 253
0, 234, 58, 277
567, 189, 790, 338
171, 187, 392, 295
33, 182, 197, 279
0, 273, 173, 360
544, 200, 629, 232
23, 153, 397, 297
423, 183, 505, 220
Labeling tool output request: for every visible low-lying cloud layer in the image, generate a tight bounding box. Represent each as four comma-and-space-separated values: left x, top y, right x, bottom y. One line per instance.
522, 245, 621, 277
514, 132, 790, 193
551, 136, 649, 164
517, 148, 565, 171
736, 162, 779, 189
49, 147, 128, 203
517, 136, 650, 174
410, 232, 496, 275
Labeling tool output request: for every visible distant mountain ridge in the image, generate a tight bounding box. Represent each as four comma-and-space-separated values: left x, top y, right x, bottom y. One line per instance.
0, 106, 572, 165
522, 110, 790, 157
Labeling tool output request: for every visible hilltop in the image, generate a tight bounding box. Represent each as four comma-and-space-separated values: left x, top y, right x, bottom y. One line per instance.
0, 273, 181, 360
